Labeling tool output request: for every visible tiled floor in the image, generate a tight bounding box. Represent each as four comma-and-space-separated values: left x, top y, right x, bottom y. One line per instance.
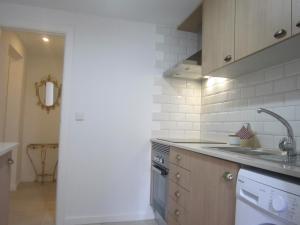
9, 182, 157, 225
9, 182, 56, 225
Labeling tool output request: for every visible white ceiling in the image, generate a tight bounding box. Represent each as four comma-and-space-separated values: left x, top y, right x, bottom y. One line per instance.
0, 0, 202, 26
6, 29, 65, 57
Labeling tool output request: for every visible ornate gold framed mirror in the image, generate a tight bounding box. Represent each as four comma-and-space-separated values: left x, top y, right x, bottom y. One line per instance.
35, 75, 62, 113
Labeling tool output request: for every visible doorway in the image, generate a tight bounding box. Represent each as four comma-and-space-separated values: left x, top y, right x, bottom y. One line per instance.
0, 27, 65, 225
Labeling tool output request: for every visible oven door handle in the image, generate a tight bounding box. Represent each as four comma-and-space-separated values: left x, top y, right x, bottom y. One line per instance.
152, 165, 168, 176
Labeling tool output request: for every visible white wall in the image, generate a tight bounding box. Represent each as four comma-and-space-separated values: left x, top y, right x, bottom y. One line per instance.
0, 30, 26, 190
200, 58, 300, 152
21, 55, 63, 182
152, 25, 202, 139
0, 3, 156, 224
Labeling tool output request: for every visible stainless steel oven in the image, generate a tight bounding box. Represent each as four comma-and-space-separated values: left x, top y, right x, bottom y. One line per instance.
151, 142, 170, 225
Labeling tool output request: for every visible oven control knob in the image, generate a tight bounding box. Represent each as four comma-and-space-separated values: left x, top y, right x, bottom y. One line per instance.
272, 195, 288, 212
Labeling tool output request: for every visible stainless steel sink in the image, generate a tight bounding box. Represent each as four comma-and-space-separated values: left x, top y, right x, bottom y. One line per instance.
207, 146, 276, 156
257, 154, 300, 166
207, 146, 300, 166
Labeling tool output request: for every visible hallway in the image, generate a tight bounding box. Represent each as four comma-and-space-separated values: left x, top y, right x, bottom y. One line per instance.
9, 183, 56, 225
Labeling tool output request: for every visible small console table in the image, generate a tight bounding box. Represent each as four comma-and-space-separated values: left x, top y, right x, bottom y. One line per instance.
26, 143, 58, 183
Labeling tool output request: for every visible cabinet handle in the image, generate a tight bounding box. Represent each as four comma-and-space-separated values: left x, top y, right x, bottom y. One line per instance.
273, 29, 287, 39
176, 154, 182, 161
297, 22, 300, 28
174, 209, 181, 216
174, 190, 181, 198
223, 172, 234, 181
175, 172, 181, 180
224, 55, 232, 63
8, 158, 14, 165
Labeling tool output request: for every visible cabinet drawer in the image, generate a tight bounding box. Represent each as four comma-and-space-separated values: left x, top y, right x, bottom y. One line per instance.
169, 163, 191, 191
166, 212, 180, 225
167, 197, 189, 225
168, 180, 190, 209
169, 147, 191, 171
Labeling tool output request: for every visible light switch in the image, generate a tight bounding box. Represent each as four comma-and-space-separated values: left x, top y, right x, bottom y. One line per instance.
75, 112, 85, 121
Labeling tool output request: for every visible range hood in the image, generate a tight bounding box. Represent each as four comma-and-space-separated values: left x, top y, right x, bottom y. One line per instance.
164, 50, 202, 80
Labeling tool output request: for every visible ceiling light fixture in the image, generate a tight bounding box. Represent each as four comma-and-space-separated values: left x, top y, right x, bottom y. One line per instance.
42, 37, 50, 43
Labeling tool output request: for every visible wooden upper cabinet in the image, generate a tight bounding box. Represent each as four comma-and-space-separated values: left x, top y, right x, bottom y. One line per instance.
188, 154, 239, 225
0, 153, 11, 225
292, 0, 300, 35
202, 0, 235, 75
235, 0, 292, 60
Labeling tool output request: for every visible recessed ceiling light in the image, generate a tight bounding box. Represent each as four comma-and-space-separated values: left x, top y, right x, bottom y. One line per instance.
42, 37, 50, 43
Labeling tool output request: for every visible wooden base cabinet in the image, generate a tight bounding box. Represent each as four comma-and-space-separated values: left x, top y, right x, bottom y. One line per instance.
0, 153, 11, 225
166, 147, 240, 225
188, 154, 239, 225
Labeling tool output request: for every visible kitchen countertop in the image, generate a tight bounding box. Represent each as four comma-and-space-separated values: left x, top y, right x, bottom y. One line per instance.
0, 143, 18, 157
151, 138, 300, 179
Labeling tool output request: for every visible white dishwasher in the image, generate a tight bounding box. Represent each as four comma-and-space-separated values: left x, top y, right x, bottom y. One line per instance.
235, 169, 300, 225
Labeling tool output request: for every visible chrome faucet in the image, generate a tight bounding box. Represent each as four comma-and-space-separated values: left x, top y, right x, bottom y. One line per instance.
257, 108, 297, 157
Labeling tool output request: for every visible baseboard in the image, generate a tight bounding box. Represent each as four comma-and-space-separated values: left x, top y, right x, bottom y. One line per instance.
64, 210, 155, 225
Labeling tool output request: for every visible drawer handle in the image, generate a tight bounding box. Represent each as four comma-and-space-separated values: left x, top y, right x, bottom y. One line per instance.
8, 158, 14, 165
297, 22, 300, 28
174, 209, 181, 217
174, 191, 181, 198
176, 154, 182, 161
273, 29, 287, 39
175, 172, 181, 180
224, 55, 232, 63
223, 172, 234, 181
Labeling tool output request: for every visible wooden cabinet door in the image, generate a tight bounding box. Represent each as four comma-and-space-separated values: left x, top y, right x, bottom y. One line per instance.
235, 0, 292, 60
0, 153, 11, 225
189, 154, 239, 225
292, 0, 300, 35
202, 0, 235, 75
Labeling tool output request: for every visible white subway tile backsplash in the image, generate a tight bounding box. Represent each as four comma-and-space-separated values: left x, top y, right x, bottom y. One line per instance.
170, 113, 186, 121
291, 121, 300, 136
179, 88, 194, 96
285, 58, 300, 77
153, 112, 169, 121
177, 122, 193, 130
184, 131, 201, 139
272, 106, 296, 121
152, 25, 200, 139
263, 94, 284, 107
178, 104, 194, 113
192, 123, 201, 130
296, 106, 300, 120
169, 130, 185, 138
186, 113, 201, 122
265, 64, 284, 81
255, 82, 273, 96
162, 104, 179, 113
160, 121, 177, 130
241, 86, 256, 98
285, 91, 300, 106
153, 95, 171, 104
263, 122, 286, 135
201, 57, 300, 150
152, 130, 169, 138
186, 96, 201, 105
248, 97, 264, 109
170, 96, 186, 104
273, 76, 297, 94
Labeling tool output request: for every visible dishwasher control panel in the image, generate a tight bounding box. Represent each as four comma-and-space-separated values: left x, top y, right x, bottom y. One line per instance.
237, 170, 300, 224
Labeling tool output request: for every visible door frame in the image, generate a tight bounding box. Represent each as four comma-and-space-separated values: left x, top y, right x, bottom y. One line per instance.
0, 21, 74, 225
